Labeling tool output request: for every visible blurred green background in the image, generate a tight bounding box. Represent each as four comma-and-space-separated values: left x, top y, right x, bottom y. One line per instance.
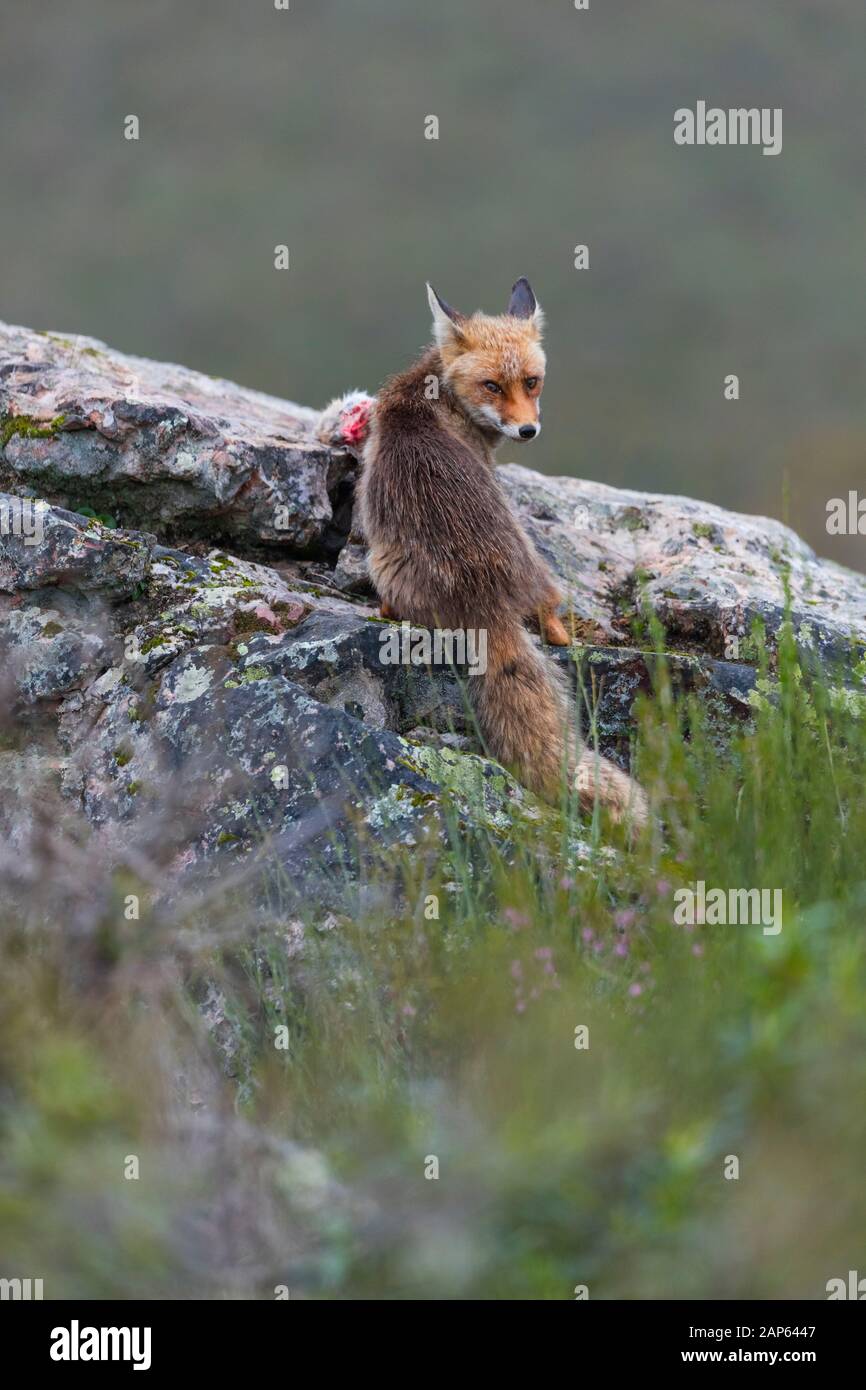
2, 0, 864, 565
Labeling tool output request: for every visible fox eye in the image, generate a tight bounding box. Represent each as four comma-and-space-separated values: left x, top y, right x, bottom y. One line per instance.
525, 377, 538, 391
483, 380, 502, 394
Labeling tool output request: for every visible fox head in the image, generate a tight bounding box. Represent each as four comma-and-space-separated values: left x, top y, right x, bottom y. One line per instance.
426, 278, 545, 441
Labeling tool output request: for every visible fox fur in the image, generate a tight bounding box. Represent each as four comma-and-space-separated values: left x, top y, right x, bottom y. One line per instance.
319, 280, 648, 828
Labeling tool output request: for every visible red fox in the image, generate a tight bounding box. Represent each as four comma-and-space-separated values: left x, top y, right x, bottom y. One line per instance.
318, 279, 648, 828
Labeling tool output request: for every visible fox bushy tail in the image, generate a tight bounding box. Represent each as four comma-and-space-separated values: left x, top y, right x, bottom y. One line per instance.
469, 623, 648, 827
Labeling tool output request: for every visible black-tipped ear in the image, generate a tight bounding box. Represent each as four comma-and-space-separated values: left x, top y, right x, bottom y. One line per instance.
427, 283, 464, 325
427, 283, 465, 346
507, 277, 537, 319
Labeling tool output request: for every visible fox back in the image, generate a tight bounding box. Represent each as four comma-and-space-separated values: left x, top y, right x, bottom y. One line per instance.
343, 279, 648, 828
358, 280, 551, 630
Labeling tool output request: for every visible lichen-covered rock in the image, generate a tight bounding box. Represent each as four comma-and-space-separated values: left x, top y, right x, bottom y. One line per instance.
60, 636, 546, 911
2, 491, 551, 910
0, 592, 113, 705
0, 321, 354, 552
3, 321, 865, 912
499, 467, 866, 666
0, 499, 152, 596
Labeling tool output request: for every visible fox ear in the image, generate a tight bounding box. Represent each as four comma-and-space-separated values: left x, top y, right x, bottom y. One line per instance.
427, 283, 465, 348
507, 277, 543, 329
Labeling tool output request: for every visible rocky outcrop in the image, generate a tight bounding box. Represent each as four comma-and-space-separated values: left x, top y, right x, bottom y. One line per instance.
0, 322, 354, 553
3, 321, 865, 909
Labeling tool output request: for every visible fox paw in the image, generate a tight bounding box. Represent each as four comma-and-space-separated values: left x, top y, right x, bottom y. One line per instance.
544, 613, 571, 646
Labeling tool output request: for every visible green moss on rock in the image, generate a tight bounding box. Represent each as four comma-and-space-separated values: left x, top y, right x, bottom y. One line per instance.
0, 412, 66, 449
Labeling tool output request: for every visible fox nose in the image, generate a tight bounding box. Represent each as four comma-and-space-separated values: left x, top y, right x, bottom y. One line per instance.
518, 424, 538, 440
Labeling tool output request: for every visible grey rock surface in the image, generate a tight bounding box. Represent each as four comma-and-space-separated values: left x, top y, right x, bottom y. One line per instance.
3, 322, 865, 908
0, 321, 354, 553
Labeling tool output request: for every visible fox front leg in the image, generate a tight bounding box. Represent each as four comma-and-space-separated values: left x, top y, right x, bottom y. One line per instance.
540, 604, 570, 646
525, 573, 571, 646
524, 601, 569, 645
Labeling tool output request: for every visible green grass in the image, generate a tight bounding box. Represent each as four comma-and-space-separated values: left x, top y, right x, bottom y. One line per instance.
2, 616, 866, 1299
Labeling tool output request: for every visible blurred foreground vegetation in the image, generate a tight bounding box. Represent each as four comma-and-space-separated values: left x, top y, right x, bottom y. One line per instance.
2, 617, 866, 1299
